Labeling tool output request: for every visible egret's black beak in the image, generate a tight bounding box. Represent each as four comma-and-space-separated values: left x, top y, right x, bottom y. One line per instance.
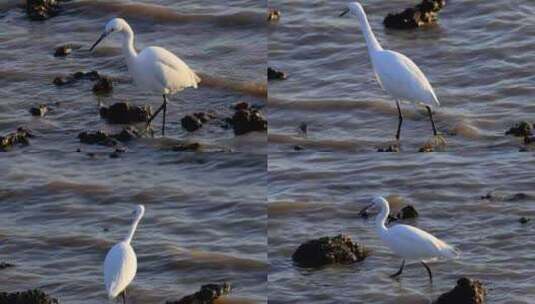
90, 32, 108, 52
359, 203, 374, 217
339, 8, 350, 17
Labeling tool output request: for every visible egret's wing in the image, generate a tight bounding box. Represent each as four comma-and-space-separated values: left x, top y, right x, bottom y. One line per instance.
387, 224, 456, 259
373, 50, 439, 107
141, 47, 201, 92
103, 243, 137, 298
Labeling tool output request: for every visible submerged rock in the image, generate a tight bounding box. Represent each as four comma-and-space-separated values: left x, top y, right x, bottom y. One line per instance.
268, 67, 287, 80
384, 0, 446, 30
377, 145, 400, 152
26, 0, 61, 21
54, 45, 71, 57
1, 128, 33, 152
0, 262, 14, 270
172, 142, 201, 152
0, 289, 59, 304
166, 283, 231, 304
519, 217, 530, 224
78, 127, 142, 147
480, 191, 528, 202
292, 234, 369, 268
92, 76, 113, 95
29, 104, 48, 117
99, 102, 152, 124
181, 115, 203, 132
434, 277, 486, 304
505, 121, 532, 137
267, 8, 280, 21
228, 104, 267, 135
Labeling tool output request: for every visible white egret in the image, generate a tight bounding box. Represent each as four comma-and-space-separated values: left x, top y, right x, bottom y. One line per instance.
360, 196, 459, 282
90, 18, 201, 136
103, 205, 145, 303
340, 2, 440, 141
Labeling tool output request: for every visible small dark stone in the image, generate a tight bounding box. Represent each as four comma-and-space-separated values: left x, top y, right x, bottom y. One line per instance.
26, 0, 61, 21
398, 205, 419, 219
166, 283, 231, 304
92, 76, 113, 95
78, 130, 118, 147
99, 102, 152, 124
172, 142, 201, 152
292, 234, 369, 268
1, 127, 34, 152
29, 104, 48, 117
76, 148, 81, 152
0, 262, 14, 270
181, 115, 203, 132
54, 45, 71, 57
434, 277, 486, 304
53, 76, 73, 86
268, 67, 287, 80
377, 145, 399, 152
230, 109, 267, 135
419, 145, 434, 152
506, 121, 532, 137
267, 8, 280, 21
294, 145, 304, 151
193, 112, 215, 123
232, 101, 249, 111
519, 217, 530, 224
508, 193, 528, 201
0, 289, 59, 304
298, 122, 307, 135
384, 0, 445, 30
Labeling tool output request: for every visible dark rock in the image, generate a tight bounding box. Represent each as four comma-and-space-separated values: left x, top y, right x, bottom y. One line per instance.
193, 112, 215, 123
294, 145, 304, 151
0, 289, 59, 304
113, 126, 142, 142
397, 205, 419, 219
166, 283, 231, 304
506, 121, 532, 137
172, 142, 201, 152
54, 45, 71, 57
181, 115, 203, 132
229, 108, 267, 135
384, 0, 445, 30
0, 128, 34, 152
78, 130, 118, 147
377, 145, 400, 152
519, 217, 530, 224
268, 67, 287, 80
92, 76, 113, 95
99, 102, 152, 124
29, 104, 48, 117
434, 277, 486, 304
0, 262, 14, 270
53, 76, 74, 86
419, 145, 434, 152
53, 71, 102, 86
292, 234, 369, 268
298, 122, 307, 136
26, 0, 61, 21
267, 8, 280, 21
481, 191, 528, 202
232, 101, 249, 111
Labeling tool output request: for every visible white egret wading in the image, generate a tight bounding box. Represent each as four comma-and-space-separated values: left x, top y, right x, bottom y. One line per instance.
360, 196, 459, 282
90, 18, 201, 136
340, 2, 440, 141
103, 205, 145, 304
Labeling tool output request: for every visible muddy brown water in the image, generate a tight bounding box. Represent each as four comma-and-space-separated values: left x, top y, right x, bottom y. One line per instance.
268, 0, 535, 152
268, 152, 535, 303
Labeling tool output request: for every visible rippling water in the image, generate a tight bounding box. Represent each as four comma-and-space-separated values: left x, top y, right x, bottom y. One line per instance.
0, 0, 266, 153
268, 152, 535, 303
268, 0, 535, 152
1, 152, 267, 303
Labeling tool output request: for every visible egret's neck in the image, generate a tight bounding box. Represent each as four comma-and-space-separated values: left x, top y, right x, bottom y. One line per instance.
121, 25, 137, 64
124, 213, 143, 244
375, 203, 389, 237
355, 7, 382, 54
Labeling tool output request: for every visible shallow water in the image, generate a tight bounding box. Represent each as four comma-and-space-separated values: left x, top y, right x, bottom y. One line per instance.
268, 0, 535, 152
0, 0, 266, 153
268, 152, 535, 303
0, 152, 267, 303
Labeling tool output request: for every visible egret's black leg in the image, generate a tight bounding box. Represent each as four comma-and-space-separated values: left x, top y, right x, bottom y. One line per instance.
121, 289, 126, 304
396, 100, 403, 141
162, 94, 167, 136
425, 106, 438, 136
421, 261, 433, 282
390, 259, 405, 278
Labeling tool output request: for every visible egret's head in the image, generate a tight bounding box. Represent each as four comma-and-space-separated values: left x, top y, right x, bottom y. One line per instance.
90, 18, 129, 51
132, 204, 145, 218
339, 2, 364, 17
359, 195, 388, 216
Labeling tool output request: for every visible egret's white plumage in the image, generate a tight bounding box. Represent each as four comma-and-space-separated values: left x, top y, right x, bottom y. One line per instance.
103, 205, 145, 302
364, 196, 459, 281
341, 2, 440, 140
90, 18, 200, 135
